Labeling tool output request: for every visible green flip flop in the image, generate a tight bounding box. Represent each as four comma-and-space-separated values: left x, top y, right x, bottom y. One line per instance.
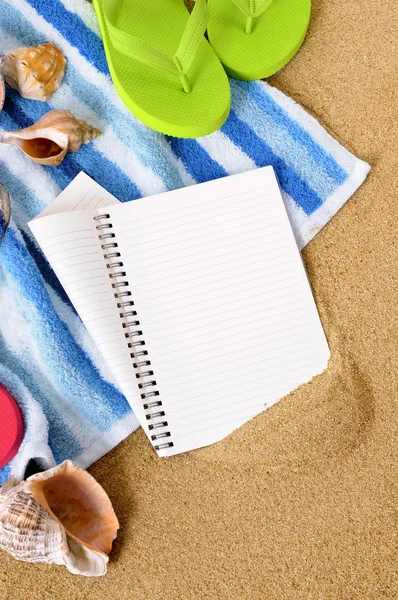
207, 0, 311, 80
93, 0, 230, 137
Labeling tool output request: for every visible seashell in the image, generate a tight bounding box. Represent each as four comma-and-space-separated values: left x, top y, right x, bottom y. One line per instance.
0, 461, 119, 576
0, 183, 11, 245
2, 43, 66, 101
0, 110, 101, 166
0, 58, 5, 111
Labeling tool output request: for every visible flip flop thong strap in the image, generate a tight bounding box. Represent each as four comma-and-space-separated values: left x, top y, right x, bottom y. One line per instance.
231, 0, 274, 18
102, 0, 208, 77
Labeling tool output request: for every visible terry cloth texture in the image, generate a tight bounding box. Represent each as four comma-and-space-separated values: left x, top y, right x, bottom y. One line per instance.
0, 0, 369, 484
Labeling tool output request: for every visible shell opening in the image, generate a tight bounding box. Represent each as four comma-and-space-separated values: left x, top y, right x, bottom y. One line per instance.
26, 462, 119, 556
8, 136, 63, 160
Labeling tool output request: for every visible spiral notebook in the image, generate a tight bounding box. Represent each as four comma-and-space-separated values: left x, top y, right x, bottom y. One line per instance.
29, 168, 330, 457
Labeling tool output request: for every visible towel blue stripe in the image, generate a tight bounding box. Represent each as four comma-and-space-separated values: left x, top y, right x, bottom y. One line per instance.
1, 229, 131, 426
167, 137, 227, 183
236, 81, 348, 185
222, 111, 323, 214
0, 160, 73, 307
230, 82, 339, 202
43, 162, 75, 190
0, 464, 11, 486
20, 229, 73, 309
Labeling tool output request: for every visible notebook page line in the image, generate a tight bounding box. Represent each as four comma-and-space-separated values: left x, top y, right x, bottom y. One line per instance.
115, 193, 271, 234
149, 316, 313, 369
168, 353, 324, 424
159, 337, 320, 390
145, 298, 310, 337
115, 199, 274, 239
137, 276, 302, 312
121, 216, 279, 253
38, 229, 94, 244
151, 309, 311, 368
125, 228, 283, 271
155, 337, 321, 402
165, 351, 323, 415
171, 367, 320, 437
111, 184, 269, 228
128, 237, 286, 279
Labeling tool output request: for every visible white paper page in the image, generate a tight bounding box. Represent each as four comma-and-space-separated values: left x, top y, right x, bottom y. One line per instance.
107, 166, 330, 457
28, 179, 149, 429
32, 171, 120, 220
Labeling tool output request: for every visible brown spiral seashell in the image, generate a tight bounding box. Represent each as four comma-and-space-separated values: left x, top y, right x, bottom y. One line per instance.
0, 110, 102, 166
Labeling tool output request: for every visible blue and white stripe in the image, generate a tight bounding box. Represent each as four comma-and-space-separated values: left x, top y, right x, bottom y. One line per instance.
0, 0, 369, 483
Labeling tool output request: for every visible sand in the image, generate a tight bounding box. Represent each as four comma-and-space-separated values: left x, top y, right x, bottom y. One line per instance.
1, 0, 397, 598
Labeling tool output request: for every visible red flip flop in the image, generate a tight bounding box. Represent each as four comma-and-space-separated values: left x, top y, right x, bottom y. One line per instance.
0, 386, 24, 469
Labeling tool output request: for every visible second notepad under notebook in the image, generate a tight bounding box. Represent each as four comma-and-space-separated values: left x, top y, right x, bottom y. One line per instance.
29, 167, 330, 457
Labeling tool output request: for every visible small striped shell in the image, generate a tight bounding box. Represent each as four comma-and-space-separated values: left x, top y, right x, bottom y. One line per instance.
0, 481, 69, 565
0, 461, 118, 576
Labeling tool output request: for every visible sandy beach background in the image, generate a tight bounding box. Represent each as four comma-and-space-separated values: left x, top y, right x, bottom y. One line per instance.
1, 0, 397, 598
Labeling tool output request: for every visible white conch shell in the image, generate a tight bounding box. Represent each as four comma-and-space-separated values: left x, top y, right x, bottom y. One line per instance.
0, 58, 5, 111
0, 461, 119, 576
2, 43, 66, 101
0, 110, 102, 166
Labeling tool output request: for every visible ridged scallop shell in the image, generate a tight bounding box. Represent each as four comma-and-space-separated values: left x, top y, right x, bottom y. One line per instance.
0, 461, 119, 576
0, 58, 5, 111
2, 43, 66, 101
0, 110, 101, 166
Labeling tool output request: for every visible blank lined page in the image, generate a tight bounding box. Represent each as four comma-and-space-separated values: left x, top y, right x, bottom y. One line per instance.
107, 166, 330, 456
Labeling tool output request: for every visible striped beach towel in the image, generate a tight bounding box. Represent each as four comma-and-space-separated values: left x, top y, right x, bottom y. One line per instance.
0, 0, 369, 483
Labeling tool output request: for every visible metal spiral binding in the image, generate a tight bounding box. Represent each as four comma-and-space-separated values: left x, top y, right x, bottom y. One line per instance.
94, 213, 173, 452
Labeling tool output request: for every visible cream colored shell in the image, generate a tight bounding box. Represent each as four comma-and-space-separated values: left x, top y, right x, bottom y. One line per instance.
0, 110, 101, 166
2, 43, 66, 101
0, 461, 119, 576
